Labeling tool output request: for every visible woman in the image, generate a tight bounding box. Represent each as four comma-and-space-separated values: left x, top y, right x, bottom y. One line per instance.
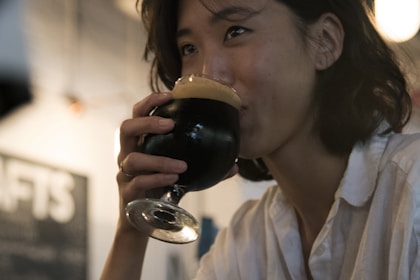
101, 0, 420, 279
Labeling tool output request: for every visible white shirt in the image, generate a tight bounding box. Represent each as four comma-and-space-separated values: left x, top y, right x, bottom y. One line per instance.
194, 133, 420, 280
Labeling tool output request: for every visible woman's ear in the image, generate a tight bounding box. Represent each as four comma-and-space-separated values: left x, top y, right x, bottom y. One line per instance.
313, 13, 344, 70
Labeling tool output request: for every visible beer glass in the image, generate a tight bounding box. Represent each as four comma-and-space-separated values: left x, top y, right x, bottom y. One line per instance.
125, 74, 240, 243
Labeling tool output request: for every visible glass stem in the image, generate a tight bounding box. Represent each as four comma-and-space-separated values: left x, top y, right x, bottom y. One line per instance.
161, 184, 186, 205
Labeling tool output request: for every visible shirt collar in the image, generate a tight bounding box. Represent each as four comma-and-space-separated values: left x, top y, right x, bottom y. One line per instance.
335, 134, 390, 207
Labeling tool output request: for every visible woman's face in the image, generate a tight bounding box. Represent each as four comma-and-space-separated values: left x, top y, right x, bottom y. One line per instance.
177, 0, 321, 159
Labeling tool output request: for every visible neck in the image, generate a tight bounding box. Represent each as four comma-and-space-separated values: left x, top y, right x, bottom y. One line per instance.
263, 139, 349, 243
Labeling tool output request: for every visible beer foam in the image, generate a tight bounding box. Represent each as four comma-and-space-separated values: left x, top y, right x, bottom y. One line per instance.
172, 75, 241, 109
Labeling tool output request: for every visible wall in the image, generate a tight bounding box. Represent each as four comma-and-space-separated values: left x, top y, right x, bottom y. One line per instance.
0, 92, 123, 279
0, 1, 204, 279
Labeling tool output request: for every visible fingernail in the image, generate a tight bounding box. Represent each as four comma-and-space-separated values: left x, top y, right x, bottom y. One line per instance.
158, 118, 173, 127
174, 161, 187, 172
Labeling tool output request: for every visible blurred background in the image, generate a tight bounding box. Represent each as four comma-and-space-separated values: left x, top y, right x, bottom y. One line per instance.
0, 0, 419, 279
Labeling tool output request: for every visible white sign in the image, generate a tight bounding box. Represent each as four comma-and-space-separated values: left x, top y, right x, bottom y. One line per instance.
0, 152, 88, 280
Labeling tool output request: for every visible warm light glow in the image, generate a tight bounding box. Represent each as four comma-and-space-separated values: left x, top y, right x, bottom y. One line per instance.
375, 0, 420, 42
114, 0, 140, 20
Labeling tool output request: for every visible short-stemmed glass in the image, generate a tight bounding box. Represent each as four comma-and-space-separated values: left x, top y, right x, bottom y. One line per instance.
125, 74, 241, 243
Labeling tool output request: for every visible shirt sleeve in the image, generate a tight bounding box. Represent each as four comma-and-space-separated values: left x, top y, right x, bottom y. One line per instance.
409, 158, 420, 278
388, 134, 420, 278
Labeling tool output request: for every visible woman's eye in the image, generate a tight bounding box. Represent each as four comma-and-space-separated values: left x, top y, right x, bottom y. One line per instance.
225, 26, 249, 41
180, 44, 197, 56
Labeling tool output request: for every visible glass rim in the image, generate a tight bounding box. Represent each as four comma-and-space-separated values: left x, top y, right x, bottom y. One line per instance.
175, 74, 237, 93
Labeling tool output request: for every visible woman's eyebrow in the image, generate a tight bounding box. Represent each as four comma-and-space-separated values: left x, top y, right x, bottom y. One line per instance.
176, 6, 256, 40
176, 28, 191, 40
211, 6, 257, 23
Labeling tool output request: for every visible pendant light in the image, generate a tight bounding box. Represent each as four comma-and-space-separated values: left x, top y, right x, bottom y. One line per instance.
375, 0, 420, 42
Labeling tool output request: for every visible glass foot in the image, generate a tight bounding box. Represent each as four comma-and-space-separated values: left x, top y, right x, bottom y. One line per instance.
126, 198, 200, 244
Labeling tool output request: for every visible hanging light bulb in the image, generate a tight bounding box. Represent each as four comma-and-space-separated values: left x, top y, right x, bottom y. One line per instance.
375, 0, 420, 42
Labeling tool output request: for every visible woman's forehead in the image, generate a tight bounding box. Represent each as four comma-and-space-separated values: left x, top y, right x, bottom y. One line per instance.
197, 0, 268, 13
178, 0, 269, 22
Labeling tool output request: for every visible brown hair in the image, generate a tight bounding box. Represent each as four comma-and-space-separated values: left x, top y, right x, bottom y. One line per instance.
138, 0, 412, 156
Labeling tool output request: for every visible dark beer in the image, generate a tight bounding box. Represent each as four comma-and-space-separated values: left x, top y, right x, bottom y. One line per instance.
142, 97, 240, 191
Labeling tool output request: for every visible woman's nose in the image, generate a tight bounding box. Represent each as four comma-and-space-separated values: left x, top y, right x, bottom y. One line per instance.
200, 52, 234, 86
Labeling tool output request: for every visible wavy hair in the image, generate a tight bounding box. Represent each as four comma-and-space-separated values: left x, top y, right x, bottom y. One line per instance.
138, 0, 412, 157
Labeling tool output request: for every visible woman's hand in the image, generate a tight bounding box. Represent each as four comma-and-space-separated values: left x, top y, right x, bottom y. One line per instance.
101, 92, 189, 280
116, 92, 188, 233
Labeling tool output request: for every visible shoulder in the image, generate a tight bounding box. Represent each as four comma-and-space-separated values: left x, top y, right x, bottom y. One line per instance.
379, 133, 420, 191
376, 133, 420, 233
375, 133, 420, 185
381, 133, 420, 165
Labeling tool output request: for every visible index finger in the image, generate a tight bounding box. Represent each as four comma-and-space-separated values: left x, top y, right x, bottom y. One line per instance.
132, 92, 173, 118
